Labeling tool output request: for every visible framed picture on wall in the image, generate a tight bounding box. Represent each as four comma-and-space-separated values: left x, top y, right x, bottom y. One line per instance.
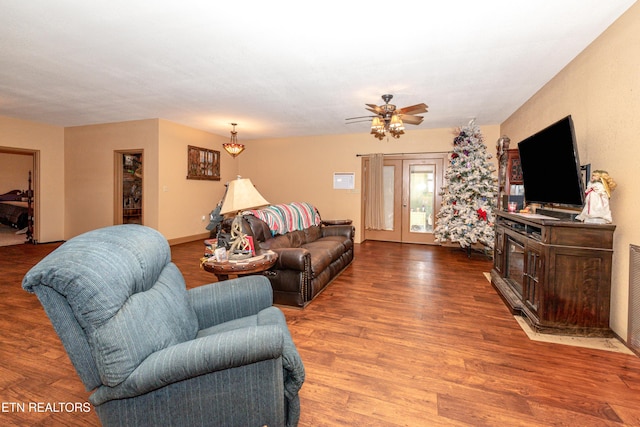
187, 146, 220, 181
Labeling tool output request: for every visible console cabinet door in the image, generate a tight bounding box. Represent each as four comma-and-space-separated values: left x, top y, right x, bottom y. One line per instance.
545, 246, 612, 330
493, 226, 505, 274
523, 242, 544, 320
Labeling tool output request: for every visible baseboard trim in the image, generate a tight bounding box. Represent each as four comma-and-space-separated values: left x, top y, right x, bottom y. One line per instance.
168, 232, 209, 246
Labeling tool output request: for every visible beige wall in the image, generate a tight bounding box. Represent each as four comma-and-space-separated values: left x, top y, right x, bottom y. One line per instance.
65, 119, 160, 239
0, 116, 65, 243
157, 119, 238, 242
501, 2, 640, 339
238, 125, 500, 243
64, 119, 238, 242
0, 152, 33, 193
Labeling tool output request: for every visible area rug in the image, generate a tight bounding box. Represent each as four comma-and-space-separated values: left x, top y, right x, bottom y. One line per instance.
0, 225, 27, 246
483, 272, 634, 355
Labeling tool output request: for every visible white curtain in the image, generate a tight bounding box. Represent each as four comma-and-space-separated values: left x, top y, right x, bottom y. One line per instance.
365, 153, 385, 230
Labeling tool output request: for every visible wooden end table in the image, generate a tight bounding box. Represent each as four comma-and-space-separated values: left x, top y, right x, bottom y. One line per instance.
202, 251, 278, 281
321, 219, 352, 226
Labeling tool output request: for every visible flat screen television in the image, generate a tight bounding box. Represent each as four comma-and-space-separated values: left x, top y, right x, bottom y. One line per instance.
517, 115, 584, 208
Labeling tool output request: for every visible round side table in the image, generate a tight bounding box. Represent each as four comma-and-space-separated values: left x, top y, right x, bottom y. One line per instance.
202, 251, 277, 281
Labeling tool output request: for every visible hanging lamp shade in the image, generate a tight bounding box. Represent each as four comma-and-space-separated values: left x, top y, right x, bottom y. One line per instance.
223, 123, 245, 158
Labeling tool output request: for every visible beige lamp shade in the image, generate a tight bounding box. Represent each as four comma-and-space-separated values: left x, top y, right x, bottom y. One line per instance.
219, 177, 269, 215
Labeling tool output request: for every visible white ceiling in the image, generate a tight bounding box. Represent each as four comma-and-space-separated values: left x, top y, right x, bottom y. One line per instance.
0, 1, 636, 140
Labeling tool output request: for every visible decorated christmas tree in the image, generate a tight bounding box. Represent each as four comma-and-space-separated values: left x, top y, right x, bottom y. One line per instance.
434, 120, 497, 250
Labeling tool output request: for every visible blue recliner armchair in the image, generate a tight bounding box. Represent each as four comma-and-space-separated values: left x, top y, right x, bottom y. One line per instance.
22, 225, 304, 427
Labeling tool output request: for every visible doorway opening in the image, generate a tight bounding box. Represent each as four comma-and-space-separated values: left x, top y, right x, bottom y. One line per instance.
114, 150, 143, 225
0, 147, 39, 245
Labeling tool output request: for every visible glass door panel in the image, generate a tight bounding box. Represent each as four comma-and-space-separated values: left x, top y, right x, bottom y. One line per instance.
401, 157, 443, 244
408, 164, 435, 233
505, 236, 525, 297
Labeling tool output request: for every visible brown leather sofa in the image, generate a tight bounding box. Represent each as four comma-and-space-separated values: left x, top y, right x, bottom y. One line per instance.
239, 213, 354, 307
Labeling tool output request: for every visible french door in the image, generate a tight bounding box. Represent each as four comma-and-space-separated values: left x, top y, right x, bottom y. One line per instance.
362, 154, 445, 244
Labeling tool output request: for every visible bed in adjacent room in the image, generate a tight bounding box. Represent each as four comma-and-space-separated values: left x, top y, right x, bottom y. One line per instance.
0, 172, 34, 243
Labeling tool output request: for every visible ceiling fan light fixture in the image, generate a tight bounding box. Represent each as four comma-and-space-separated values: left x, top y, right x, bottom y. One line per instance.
371, 129, 385, 140
223, 123, 245, 158
371, 116, 385, 131
370, 117, 386, 140
346, 94, 427, 141
390, 128, 404, 139
389, 114, 404, 131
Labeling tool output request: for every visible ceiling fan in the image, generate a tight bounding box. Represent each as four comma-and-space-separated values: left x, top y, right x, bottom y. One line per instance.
346, 94, 428, 140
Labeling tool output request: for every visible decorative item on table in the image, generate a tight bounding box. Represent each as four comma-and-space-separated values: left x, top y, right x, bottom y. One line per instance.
206, 184, 229, 240
575, 170, 617, 224
246, 236, 256, 256
219, 176, 269, 260
203, 238, 217, 258
214, 247, 228, 262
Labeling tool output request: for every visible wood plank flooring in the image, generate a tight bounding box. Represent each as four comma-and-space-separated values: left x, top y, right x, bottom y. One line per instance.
2, 239, 640, 426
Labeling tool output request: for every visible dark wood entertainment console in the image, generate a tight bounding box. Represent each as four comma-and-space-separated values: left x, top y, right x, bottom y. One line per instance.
491, 211, 615, 336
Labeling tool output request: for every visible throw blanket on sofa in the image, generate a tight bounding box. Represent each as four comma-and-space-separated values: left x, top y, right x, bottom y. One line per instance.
245, 202, 321, 235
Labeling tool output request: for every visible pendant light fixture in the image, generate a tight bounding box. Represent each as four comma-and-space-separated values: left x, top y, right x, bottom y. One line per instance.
222, 123, 245, 158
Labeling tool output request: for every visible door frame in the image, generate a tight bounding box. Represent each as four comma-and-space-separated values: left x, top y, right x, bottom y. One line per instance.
361, 157, 402, 242
361, 152, 447, 245
400, 156, 445, 244
0, 147, 40, 243
114, 149, 144, 225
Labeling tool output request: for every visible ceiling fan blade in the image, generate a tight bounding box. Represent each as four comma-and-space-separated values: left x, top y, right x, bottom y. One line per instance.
345, 115, 375, 121
365, 104, 383, 114
345, 119, 373, 125
399, 115, 424, 125
397, 103, 428, 115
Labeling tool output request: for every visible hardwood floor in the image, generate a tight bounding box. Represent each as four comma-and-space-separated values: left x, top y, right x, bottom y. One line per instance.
2, 239, 640, 426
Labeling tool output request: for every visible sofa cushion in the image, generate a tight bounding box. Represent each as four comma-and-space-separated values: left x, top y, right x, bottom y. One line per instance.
261, 234, 294, 250
303, 239, 346, 277
304, 225, 322, 243
286, 230, 307, 248
318, 234, 353, 247
243, 214, 273, 243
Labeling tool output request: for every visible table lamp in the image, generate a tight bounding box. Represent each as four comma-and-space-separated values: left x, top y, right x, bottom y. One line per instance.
219, 176, 269, 259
